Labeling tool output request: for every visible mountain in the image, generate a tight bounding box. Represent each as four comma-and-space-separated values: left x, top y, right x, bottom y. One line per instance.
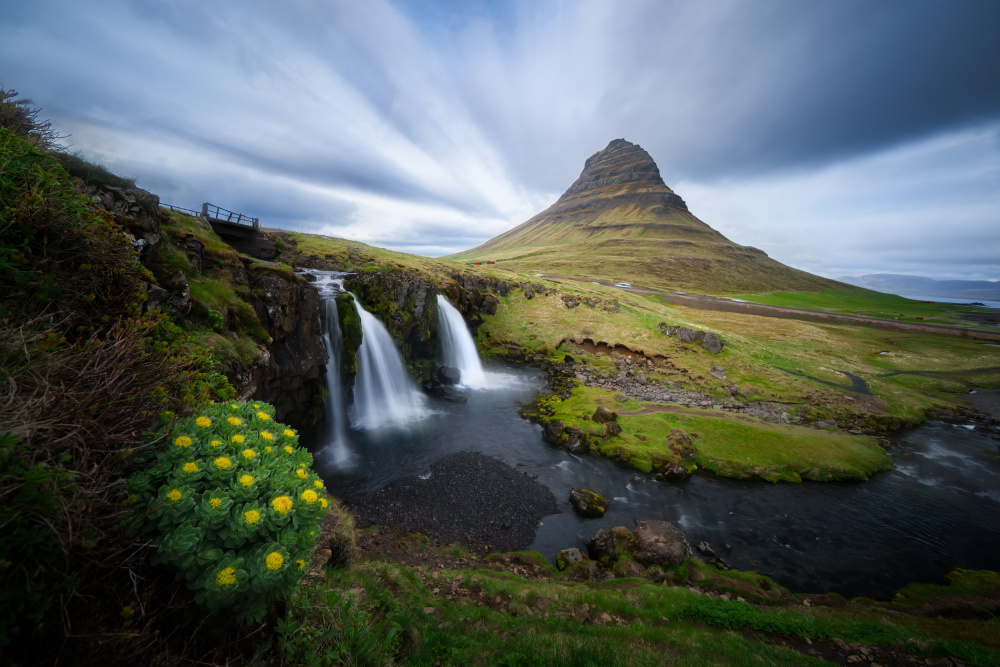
449, 139, 840, 295
838, 274, 999, 301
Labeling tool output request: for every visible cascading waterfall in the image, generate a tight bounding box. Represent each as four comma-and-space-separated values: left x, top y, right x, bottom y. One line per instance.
313, 273, 351, 465
436, 294, 487, 388
351, 299, 428, 429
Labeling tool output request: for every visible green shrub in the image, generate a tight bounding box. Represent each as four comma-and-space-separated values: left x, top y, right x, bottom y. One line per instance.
125, 401, 328, 623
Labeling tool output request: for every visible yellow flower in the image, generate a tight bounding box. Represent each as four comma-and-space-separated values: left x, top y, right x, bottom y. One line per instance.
272, 496, 293, 515
238, 474, 254, 488
217, 567, 237, 587
241, 449, 256, 461
196, 416, 212, 428
125, 493, 137, 504
260, 431, 273, 441
182, 462, 199, 474
313, 480, 323, 489
228, 417, 242, 426
296, 559, 305, 570
253, 403, 260, 409
284, 445, 294, 454
215, 456, 232, 470
209, 497, 222, 509
283, 429, 295, 438
232, 434, 245, 444
166, 489, 182, 502
265, 551, 284, 571
296, 468, 307, 479
301, 489, 318, 504
265, 446, 272, 453
244, 509, 261, 525
256, 411, 270, 422
174, 436, 192, 448
230, 403, 239, 410
210, 439, 222, 448
319, 497, 328, 509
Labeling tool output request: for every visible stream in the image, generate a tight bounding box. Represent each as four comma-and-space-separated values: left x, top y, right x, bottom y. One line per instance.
313, 365, 1000, 600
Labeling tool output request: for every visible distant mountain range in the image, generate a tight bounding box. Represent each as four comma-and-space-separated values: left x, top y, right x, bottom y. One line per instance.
449, 139, 840, 295
837, 274, 999, 301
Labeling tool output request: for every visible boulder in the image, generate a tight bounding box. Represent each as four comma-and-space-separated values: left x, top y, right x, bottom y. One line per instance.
592, 406, 618, 423
556, 547, 586, 571
564, 433, 587, 454
612, 558, 648, 579
701, 332, 724, 354
666, 326, 677, 337
437, 365, 462, 385
569, 489, 609, 518
603, 422, 623, 438
542, 420, 566, 446
675, 327, 705, 344
166, 271, 191, 315
585, 526, 637, 566
523, 283, 534, 299
631, 520, 693, 568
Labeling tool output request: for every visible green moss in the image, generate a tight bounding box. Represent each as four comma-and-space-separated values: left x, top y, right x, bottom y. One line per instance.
336, 293, 361, 380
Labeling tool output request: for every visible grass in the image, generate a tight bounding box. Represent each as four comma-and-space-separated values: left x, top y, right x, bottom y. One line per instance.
734, 288, 994, 329
279, 557, 1000, 666
538, 386, 891, 481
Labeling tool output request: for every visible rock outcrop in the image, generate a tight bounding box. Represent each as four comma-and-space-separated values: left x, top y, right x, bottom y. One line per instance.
569, 489, 609, 518
586, 520, 692, 569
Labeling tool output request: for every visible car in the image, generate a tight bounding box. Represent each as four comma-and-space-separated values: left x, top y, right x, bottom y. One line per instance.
614, 282, 631, 288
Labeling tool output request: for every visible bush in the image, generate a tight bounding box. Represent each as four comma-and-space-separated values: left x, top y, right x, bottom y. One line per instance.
125, 401, 328, 623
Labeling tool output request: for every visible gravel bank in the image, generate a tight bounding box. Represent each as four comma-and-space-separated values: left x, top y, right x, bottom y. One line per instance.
348, 451, 559, 553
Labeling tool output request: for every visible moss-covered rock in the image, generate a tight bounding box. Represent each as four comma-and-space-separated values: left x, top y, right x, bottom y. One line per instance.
569, 488, 610, 518
336, 293, 362, 382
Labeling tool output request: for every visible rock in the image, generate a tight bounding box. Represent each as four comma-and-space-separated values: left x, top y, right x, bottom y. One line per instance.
564, 434, 586, 454
603, 422, 623, 438
569, 489, 609, 518
562, 297, 580, 308
556, 548, 586, 571
564, 354, 575, 364
592, 406, 618, 423
666, 326, 677, 337
585, 526, 637, 566
709, 555, 731, 571
696, 541, 716, 557
437, 365, 462, 385
816, 419, 838, 429
166, 271, 191, 315
542, 420, 566, 446
613, 559, 648, 579
701, 332, 724, 354
142, 282, 170, 314
676, 327, 706, 344
657, 322, 667, 331
523, 284, 534, 299
631, 520, 693, 568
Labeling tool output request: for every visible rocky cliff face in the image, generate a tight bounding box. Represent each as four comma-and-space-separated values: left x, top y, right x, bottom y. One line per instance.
345, 271, 439, 362
70, 180, 327, 428
247, 266, 327, 426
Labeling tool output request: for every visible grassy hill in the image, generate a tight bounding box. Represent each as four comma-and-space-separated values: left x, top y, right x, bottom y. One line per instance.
448, 139, 843, 295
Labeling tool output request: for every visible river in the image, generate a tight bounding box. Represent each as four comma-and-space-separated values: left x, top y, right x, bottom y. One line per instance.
312, 365, 1000, 600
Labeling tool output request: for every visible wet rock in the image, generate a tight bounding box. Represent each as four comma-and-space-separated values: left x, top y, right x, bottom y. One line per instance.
542, 420, 566, 446
632, 520, 693, 568
585, 526, 637, 566
593, 406, 618, 423
702, 332, 724, 354
569, 489, 609, 518
696, 541, 716, 557
556, 547, 586, 571
564, 434, 587, 454
437, 365, 462, 385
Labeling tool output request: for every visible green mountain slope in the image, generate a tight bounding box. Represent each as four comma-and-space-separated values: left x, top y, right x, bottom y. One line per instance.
449, 139, 843, 295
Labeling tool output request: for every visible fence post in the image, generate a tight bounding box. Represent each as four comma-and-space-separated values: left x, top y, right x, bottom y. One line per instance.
201, 203, 209, 219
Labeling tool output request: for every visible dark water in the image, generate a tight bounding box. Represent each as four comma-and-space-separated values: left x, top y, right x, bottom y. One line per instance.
312, 366, 1000, 599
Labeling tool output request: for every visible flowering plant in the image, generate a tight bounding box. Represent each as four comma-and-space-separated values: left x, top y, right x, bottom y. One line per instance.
125, 401, 328, 623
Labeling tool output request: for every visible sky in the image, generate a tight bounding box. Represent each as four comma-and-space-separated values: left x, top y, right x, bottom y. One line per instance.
1, 0, 998, 281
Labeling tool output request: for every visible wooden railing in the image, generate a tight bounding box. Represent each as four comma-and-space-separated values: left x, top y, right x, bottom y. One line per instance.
201, 203, 259, 229
162, 203, 202, 217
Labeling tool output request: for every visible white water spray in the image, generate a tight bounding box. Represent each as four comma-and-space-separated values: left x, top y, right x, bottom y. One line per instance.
351, 299, 429, 429
436, 294, 487, 388
313, 273, 352, 465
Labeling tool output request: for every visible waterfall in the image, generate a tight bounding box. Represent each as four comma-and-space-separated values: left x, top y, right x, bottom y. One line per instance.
436, 294, 487, 388
313, 273, 351, 465
351, 299, 428, 430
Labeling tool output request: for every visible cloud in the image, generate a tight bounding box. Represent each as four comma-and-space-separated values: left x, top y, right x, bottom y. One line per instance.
1, 0, 997, 276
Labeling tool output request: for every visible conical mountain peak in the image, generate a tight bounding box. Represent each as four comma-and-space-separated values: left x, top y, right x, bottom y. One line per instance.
561, 138, 672, 200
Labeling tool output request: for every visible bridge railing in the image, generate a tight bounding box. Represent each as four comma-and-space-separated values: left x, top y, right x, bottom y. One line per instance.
162, 203, 202, 217
201, 203, 259, 229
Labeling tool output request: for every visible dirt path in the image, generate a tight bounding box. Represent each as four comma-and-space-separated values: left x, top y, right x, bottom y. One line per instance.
543, 275, 1000, 341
